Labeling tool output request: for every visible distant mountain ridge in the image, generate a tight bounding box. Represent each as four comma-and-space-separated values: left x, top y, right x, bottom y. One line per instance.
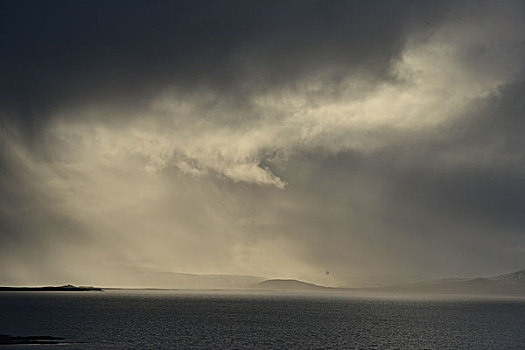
97, 271, 265, 289
358, 269, 525, 296
2, 269, 524, 296
250, 279, 330, 291
489, 269, 525, 282
251, 269, 525, 296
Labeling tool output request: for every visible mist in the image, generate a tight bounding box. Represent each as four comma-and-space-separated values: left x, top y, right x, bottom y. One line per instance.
1, 0, 525, 288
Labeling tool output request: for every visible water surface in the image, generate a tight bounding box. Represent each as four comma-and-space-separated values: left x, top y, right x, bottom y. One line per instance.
1, 290, 524, 349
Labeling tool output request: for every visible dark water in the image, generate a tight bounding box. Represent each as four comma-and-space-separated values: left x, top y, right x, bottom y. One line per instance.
1, 290, 525, 349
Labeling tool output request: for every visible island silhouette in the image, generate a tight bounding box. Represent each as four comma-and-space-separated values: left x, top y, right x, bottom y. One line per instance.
0, 284, 102, 292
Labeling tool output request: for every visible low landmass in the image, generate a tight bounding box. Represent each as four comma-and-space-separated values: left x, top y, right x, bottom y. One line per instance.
0, 284, 102, 292
250, 279, 331, 291
361, 269, 525, 296
0, 334, 67, 345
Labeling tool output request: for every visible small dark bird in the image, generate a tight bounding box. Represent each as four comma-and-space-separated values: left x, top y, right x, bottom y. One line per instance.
326, 271, 329, 275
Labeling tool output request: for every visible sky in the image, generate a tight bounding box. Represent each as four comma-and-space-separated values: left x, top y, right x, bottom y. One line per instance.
1, 0, 525, 287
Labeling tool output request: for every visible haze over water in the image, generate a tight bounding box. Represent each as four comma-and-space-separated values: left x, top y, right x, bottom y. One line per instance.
2, 291, 525, 350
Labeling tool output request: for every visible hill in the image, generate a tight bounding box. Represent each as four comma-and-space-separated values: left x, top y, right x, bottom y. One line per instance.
250, 279, 330, 291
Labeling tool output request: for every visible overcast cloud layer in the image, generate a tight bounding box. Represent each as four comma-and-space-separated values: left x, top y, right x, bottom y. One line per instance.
1, 0, 525, 287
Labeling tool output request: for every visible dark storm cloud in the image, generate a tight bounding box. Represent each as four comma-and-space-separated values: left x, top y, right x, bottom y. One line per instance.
398, 80, 525, 229
1, 0, 451, 133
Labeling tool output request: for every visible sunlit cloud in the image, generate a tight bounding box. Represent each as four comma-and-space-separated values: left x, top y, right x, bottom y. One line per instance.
44, 13, 521, 189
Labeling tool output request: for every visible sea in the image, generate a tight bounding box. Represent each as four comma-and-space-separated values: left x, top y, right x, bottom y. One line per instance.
1, 290, 524, 349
